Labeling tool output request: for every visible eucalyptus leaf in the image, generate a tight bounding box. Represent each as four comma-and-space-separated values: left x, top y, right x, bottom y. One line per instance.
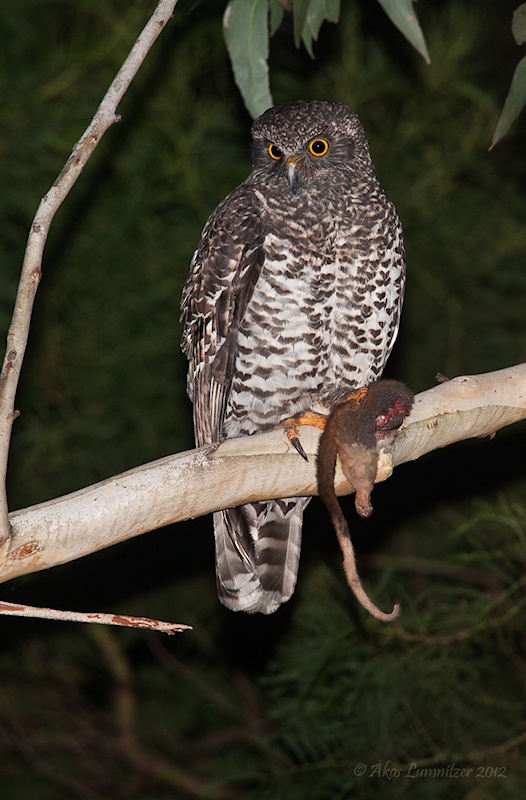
301, 0, 340, 58
223, 0, 273, 118
376, 0, 430, 64
293, 0, 310, 49
269, 0, 285, 35
512, 3, 526, 45
491, 53, 526, 148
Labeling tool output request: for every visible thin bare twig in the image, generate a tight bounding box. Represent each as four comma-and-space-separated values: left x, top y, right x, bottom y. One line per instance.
0, 0, 179, 563
0, 601, 191, 634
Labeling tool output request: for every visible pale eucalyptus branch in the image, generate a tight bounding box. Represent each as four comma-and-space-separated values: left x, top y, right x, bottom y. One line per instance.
0, 601, 191, 634
0, 0, 179, 561
1, 363, 525, 586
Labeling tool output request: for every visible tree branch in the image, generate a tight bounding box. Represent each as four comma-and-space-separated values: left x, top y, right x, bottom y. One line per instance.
2, 364, 525, 586
0, 601, 191, 634
0, 0, 179, 563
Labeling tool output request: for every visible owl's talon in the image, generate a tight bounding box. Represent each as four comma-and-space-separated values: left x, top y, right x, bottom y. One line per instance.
290, 436, 309, 462
281, 410, 328, 461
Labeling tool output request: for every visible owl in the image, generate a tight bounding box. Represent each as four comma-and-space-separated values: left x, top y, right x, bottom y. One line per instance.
181, 100, 405, 614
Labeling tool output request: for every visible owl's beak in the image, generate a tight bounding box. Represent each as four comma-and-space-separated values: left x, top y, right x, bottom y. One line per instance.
285, 155, 300, 193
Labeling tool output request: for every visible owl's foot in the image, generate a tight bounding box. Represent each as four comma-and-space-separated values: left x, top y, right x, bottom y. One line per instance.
281, 411, 328, 462
281, 389, 371, 461
341, 386, 369, 403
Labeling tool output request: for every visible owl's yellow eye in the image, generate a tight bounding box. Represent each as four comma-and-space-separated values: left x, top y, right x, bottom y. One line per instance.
308, 138, 329, 157
268, 143, 283, 161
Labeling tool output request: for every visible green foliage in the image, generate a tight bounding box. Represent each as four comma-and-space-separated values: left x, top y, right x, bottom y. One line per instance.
223, 0, 342, 117
1, 502, 526, 798
290, 0, 341, 55
253, 501, 526, 797
223, 0, 273, 118
376, 0, 430, 63
1, 1, 526, 797
492, 3, 526, 146
222, 0, 526, 144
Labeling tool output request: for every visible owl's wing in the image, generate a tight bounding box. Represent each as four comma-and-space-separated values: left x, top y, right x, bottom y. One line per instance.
181, 187, 263, 446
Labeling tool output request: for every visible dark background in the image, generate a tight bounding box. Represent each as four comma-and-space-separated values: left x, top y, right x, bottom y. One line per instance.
1, 1, 526, 797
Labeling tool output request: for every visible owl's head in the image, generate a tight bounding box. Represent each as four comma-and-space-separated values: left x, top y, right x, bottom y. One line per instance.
250, 100, 374, 193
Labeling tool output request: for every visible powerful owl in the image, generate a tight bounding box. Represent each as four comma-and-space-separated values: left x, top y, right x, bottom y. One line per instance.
181, 100, 405, 614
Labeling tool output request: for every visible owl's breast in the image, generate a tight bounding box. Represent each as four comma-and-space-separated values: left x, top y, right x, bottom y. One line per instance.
222, 188, 404, 438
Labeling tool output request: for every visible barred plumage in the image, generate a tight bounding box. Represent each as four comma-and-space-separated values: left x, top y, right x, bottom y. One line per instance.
181, 100, 405, 613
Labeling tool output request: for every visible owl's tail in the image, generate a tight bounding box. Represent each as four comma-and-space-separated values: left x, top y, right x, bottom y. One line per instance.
214, 498, 310, 614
